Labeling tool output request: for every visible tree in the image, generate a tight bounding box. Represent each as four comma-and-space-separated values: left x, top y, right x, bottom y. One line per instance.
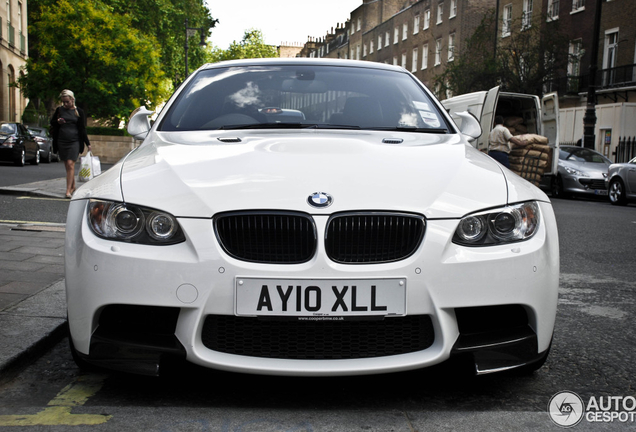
20, 0, 165, 124
208, 29, 278, 62
434, 11, 571, 97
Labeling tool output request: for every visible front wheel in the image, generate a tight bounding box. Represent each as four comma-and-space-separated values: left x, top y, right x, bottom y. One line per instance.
608, 179, 627, 206
551, 175, 569, 199
30, 150, 40, 165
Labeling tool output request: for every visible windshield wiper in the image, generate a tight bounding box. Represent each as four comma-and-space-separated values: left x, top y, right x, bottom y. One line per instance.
218, 123, 320, 130
366, 126, 449, 133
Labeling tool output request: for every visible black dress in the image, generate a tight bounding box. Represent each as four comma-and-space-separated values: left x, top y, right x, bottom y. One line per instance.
50, 106, 91, 161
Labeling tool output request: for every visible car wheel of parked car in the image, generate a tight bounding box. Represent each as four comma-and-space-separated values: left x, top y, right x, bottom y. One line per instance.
43, 149, 51, 163
14, 149, 25, 167
551, 175, 569, 199
608, 178, 627, 206
30, 150, 40, 165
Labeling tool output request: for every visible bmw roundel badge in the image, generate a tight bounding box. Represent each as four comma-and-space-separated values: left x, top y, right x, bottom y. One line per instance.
308, 192, 333, 208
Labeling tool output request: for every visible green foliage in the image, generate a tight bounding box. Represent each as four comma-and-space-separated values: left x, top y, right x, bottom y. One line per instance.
208, 29, 278, 62
20, 0, 216, 124
434, 10, 570, 97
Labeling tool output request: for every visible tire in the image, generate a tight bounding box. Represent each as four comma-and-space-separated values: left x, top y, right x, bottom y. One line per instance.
43, 149, 52, 163
30, 150, 40, 165
14, 149, 25, 166
551, 175, 569, 199
608, 178, 627, 206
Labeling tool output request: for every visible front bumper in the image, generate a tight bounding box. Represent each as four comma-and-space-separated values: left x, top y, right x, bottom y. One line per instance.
66, 199, 559, 376
563, 174, 608, 196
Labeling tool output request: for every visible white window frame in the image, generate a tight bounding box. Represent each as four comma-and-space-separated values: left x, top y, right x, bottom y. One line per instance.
412, 48, 418, 72
547, 0, 560, 21
424, 9, 431, 29
568, 39, 582, 76
385, 31, 390, 47
448, 33, 455, 62
393, 56, 398, 66
571, 0, 585, 13
522, 0, 533, 29
401, 52, 407, 69
363, 44, 367, 57
403, 22, 408, 40
414, 15, 420, 34
422, 44, 428, 69
437, 2, 444, 24
502, 4, 512, 37
450, 0, 457, 18
378, 35, 382, 50
370, 40, 374, 54
394, 26, 399, 44
357, 17, 362, 32
435, 38, 442, 65
356, 44, 361, 60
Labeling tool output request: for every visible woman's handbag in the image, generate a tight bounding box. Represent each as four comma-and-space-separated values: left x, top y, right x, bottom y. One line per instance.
78, 151, 101, 182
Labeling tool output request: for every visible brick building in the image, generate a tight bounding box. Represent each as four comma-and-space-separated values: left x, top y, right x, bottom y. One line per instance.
0, 0, 28, 122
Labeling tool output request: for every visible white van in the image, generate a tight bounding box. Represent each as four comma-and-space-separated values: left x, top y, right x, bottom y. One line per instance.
441, 86, 560, 183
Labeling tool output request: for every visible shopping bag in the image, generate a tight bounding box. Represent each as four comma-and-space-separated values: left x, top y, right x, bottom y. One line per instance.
78, 151, 101, 182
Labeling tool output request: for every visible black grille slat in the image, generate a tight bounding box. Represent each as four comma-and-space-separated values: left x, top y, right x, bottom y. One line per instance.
326, 213, 425, 264
215, 212, 316, 264
202, 315, 434, 359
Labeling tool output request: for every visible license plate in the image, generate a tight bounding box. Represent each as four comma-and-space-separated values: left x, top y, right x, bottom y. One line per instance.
235, 278, 406, 317
594, 189, 608, 195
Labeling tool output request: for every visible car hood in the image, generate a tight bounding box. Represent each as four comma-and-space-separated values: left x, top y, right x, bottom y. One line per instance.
75, 130, 548, 219
559, 159, 610, 175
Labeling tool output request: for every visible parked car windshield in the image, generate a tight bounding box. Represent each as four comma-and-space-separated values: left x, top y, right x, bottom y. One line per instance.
559, 147, 611, 164
159, 65, 450, 133
0, 123, 17, 134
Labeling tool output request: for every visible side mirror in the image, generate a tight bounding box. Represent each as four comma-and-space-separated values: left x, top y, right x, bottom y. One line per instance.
454, 111, 482, 140
127, 106, 154, 140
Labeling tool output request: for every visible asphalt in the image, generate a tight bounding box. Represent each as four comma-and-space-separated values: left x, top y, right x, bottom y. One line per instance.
0, 177, 70, 377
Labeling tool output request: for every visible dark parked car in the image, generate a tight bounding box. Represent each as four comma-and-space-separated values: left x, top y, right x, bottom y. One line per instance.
28, 126, 58, 163
606, 157, 636, 205
0, 122, 40, 166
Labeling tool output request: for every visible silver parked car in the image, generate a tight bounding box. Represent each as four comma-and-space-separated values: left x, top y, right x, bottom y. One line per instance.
606, 156, 636, 205
551, 145, 612, 199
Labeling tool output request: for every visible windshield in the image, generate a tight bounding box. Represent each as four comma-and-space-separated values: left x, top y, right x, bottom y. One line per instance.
559, 147, 611, 164
159, 65, 450, 133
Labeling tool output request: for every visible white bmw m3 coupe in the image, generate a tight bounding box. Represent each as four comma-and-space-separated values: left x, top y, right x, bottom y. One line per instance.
65, 58, 559, 377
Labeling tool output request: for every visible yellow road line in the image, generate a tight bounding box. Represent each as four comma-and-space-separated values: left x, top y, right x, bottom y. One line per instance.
0, 374, 112, 426
16, 196, 67, 202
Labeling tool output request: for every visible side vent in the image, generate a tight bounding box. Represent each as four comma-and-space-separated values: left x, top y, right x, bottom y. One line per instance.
382, 138, 403, 144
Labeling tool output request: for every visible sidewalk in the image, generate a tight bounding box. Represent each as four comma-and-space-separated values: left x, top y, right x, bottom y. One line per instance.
0, 178, 70, 376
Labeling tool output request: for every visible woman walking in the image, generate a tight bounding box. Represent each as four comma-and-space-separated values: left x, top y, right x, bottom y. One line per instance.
50, 89, 91, 198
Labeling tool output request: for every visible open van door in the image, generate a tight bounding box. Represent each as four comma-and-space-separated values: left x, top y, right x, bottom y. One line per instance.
540, 92, 559, 176
441, 86, 499, 150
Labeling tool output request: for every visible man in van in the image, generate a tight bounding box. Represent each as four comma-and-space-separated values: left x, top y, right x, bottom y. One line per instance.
487, 116, 528, 168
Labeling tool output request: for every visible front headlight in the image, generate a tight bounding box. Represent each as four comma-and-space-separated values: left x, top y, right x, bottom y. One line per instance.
453, 201, 540, 246
87, 199, 185, 245
564, 166, 588, 177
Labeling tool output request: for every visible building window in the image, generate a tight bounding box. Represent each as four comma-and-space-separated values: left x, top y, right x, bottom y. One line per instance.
403, 23, 408, 40
414, 15, 420, 34
378, 35, 382, 50
357, 17, 362, 32
502, 4, 512, 37
422, 44, 428, 69
401, 52, 407, 68
393, 56, 398, 66
522, 0, 533, 29
424, 9, 431, 29
363, 44, 367, 57
547, 0, 560, 20
448, 33, 455, 61
450, 0, 457, 18
394, 26, 399, 44
435, 39, 442, 65
356, 44, 361, 60
412, 48, 418, 72
572, 0, 585, 12
370, 40, 374, 54
567, 39, 582, 91
437, 2, 444, 24
385, 31, 390, 47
